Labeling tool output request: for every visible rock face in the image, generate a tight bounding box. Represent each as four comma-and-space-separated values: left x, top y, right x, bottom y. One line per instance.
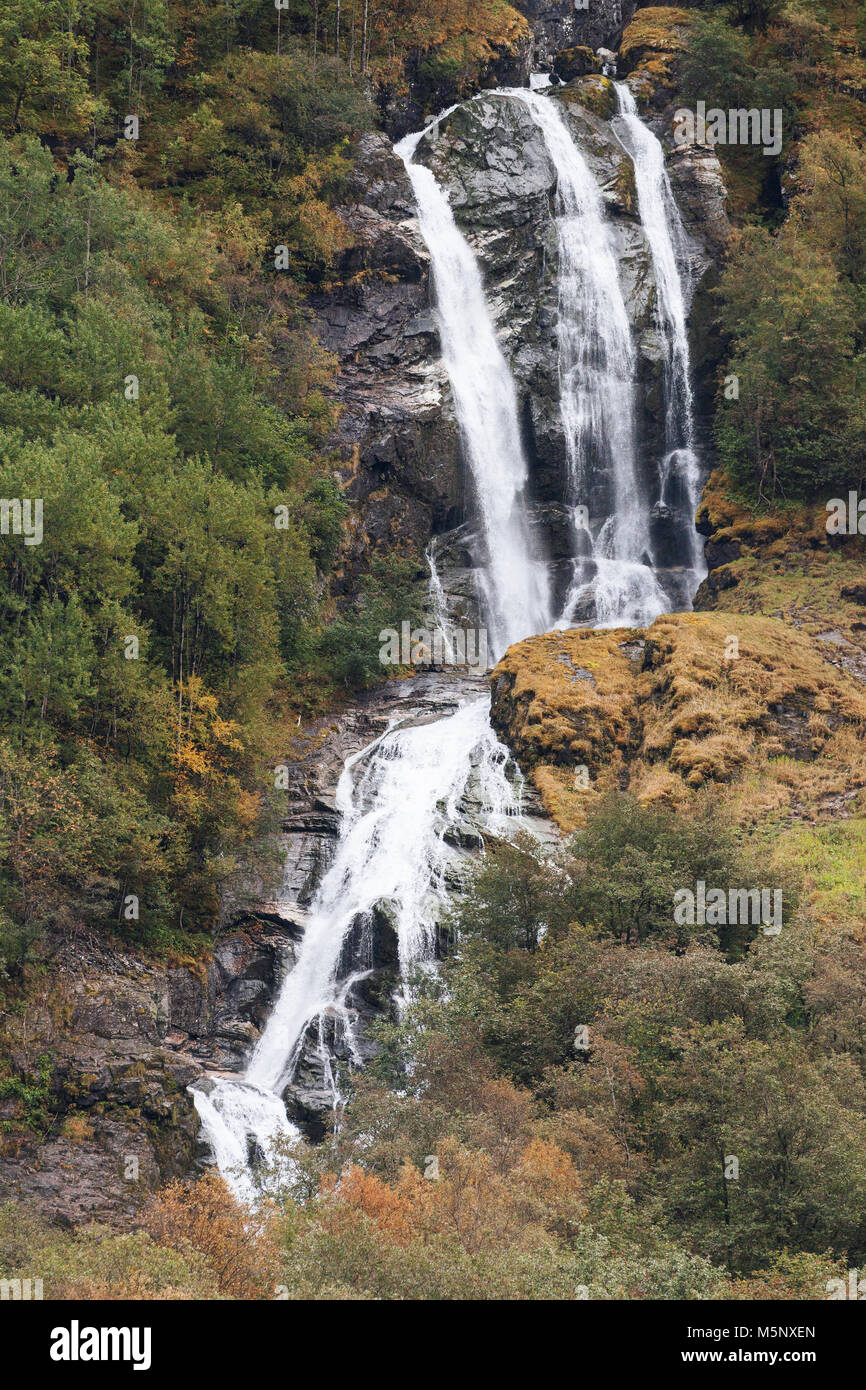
310, 134, 464, 593
518, 1, 638, 67
0, 915, 307, 1225
317, 81, 728, 620
692, 471, 866, 686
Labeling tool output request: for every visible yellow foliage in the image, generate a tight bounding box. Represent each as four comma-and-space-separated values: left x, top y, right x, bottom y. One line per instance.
492, 612, 866, 831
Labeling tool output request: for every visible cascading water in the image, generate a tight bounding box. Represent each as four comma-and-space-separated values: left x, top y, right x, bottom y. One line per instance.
193, 697, 522, 1201
193, 84, 709, 1203
426, 540, 457, 664
614, 83, 706, 582
507, 88, 668, 630
193, 113, 547, 1202
395, 121, 552, 659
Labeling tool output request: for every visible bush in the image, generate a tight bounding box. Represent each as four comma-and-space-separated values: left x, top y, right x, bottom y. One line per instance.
317, 552, 424, 690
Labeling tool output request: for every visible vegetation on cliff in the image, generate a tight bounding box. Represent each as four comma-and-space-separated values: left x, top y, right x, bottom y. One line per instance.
1, 0, 866, 1308
676, 3, 866, 499
1, 1, 504, 967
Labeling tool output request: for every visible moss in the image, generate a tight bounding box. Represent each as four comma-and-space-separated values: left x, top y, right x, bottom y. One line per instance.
618, 5, 691, 96
491, 612, 866, 831
490, 628, 642, 778
554, 46, 600, 82
613, 154, 638, 216
558, 76, 617, 120
619, 7, 691, 67
696, 467, 866, 654
61, 1114, 95, 1145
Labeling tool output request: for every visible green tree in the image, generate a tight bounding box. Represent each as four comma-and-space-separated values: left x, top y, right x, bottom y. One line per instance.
716, 226, 865, 499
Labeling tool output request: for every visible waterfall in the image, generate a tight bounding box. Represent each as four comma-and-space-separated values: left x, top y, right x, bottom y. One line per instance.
427, 540, 457, 664
193, 696, 522, 1200
192, 88, 708, 1202
194, 114, 549, 1202
508, 88, 668, 631
614, 83, 706, 581
248, 698, 519, 1094
395, 123, 552, 660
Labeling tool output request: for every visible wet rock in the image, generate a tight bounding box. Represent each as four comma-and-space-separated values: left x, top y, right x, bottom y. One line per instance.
693, 564, 740, 607
649, 502, 683, 569
519, 1, 637, 67
705, 537, 742, 571
667, 145, 732, 262
413, 91, 663, 527
317, 77, 729, 613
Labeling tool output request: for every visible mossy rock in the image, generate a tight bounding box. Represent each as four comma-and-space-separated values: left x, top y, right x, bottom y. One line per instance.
612, 153, 638, 217
558, 75, 617, 120
619, 6, 692, 74
553, 46, 600, 83
490, 612, 866, 832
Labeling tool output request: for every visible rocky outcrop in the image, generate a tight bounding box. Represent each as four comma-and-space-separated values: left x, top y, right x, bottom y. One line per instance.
518, 1, 638, 68
409, 86, 721, 612
618, 5, 692, 94
693, 470, 866, 685
489, 611, 866, 831
311, 135, 464, 591
0, 913, 310, 1224
0, 935, 204, 1226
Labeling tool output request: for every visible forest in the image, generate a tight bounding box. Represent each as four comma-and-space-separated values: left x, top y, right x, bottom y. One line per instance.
1, 0, 866, 1311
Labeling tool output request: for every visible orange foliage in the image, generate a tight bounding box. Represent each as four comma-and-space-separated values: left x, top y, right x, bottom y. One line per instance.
146, 1173, 281, 1299
329, 1133, 584, 1256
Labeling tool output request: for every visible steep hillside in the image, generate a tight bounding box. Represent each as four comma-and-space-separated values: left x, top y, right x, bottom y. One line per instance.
1, 0, 866, 1312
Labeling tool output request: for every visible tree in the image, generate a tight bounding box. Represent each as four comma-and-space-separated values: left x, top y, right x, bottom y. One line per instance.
727, 0, 787, 35
0, 1, 102, 137
717, 226, 865, 499
651, 1021, 866, 1272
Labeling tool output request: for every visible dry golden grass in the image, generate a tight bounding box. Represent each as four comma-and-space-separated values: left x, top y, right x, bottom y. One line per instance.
491, 627, 640, 767
491, 611, 866, 834
619, 7, 691, 65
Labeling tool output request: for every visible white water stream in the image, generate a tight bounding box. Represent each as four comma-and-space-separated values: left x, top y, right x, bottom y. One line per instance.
395, 120, 552, 658
193, 85, 705, 1202
507, 88, 668, 630
614, 83, 706, 580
